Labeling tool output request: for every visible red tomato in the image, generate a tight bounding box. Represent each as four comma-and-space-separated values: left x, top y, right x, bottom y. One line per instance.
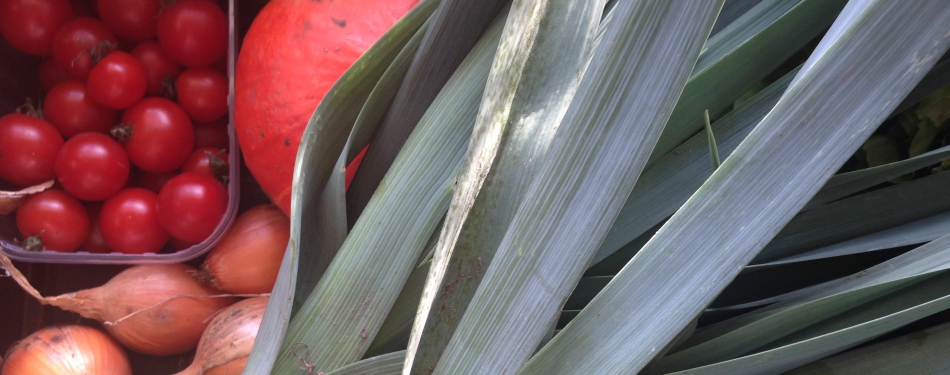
169, 237, 196, 251
55, 132, 130, 201
134, 169, 178, 194
97, 0, 160, 42
117, 98, 195, 172
87, 51, 147, 109
44, 80, 118, 138
100, 188, 169, 254
69, 0, 95, 17
157, 172, 227, 243
175, 68, 228, 122
0, 0, 73, 56
0, 113, 63, 187
81, 203, 111, 253
157, 0, 228, 68
193, 119, 229, 150
16, 190, 89, 252
38, 57, 72, 92
181, 147, 228, 181
51, 17, 117, 80
130, 41, 184, 97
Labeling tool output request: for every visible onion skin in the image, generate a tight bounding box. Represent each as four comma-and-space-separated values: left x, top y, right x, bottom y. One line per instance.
175, 297, 268, 375
1, 325, 132, 375
47, 264, 236, 356
195, 205, 289, 294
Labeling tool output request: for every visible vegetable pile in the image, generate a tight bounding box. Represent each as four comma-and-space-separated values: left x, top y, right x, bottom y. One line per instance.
0, 0, 230, 254
1, 204, 288, 374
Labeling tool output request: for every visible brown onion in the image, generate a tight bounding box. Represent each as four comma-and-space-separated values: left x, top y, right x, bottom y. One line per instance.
1, 325, 131, 375
175, 297, 268, 375
0, 256, 236, 356
194, 205, 289, 294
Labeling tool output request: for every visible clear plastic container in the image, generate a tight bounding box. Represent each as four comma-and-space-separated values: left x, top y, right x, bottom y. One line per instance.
0, 0, 240, 264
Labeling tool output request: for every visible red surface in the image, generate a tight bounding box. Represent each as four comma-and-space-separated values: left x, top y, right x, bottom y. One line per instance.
234, 0, 419, 215
0, 2, 274, 372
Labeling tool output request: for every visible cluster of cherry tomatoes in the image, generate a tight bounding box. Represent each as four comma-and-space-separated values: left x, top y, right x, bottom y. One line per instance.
0, 0, 232, 254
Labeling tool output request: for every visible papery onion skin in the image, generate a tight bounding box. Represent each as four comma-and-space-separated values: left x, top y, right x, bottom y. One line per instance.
196, 205, 289, 294
1, 325, 131, 375
175, 297, 268, 375
47, 264, 236, 356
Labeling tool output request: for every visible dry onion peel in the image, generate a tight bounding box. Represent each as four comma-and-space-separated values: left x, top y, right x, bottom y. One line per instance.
0, 254, 240, 356
193, 204, 289, 294
1, 325, 131, 375
175, 296, 268, 375
0, 179, 54, 215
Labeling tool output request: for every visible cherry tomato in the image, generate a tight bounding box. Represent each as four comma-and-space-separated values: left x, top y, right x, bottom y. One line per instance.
38, 57, 72, 92
193, 119, 229, 150
182, 147, 228, 181
157, 172, 227, 243
157, 0, 228, 68
117, 97, 194, 172
87, 51, 147, 109
100, 187, 169, 254
169, 237, 195, 251
81, 203, 111, 253
52, 17, 117, 80
175, 67, 228, 122
0, 113, 63, 187
44, 80, 118, 138
0, 0, 73, 56
55, 132, 130, 201
130, 41, 183, 97
69, 0, 95, 17
134, 169, 178, 194
16, 190, 89, 252
97, 0, 160, 42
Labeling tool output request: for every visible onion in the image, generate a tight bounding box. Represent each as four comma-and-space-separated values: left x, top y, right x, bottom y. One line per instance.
1, 325, 131, 375
0, 180, 54, 215
193, 205, 289, 294
0, 256, 236, 356
175, 297, 268, 375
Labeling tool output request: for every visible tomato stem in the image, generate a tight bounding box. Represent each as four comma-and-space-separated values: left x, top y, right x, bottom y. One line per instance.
207, 150, 230, 185
15, 98, 43, 119
162, 75, 177, 100
110, 124, 134, 142
23, 231, 45, 251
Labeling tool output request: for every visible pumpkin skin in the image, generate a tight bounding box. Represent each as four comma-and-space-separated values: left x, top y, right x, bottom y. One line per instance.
235, 0, 420, 215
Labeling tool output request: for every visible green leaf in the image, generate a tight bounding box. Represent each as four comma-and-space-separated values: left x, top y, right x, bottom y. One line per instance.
647, 0, 846, 165
347, 20, 431, 164
240, 2, 436, 373
365, 222, 442, 356
591, 68, 796, 267
805, 145, 950, 209
704, 110, 721, 171
523, 2, 950, 374
403, 0, 603, 373
755, 171, 950, 263
784, 322, 950, 375
667, 281, 950, 374
346, 0, 510, 225
710, 0, 763, 36
271, 16, 505, 374
650, 233, 950, 373
433, 1, 722, 373
750, 210, 950, 268
325, 351, 406, 375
